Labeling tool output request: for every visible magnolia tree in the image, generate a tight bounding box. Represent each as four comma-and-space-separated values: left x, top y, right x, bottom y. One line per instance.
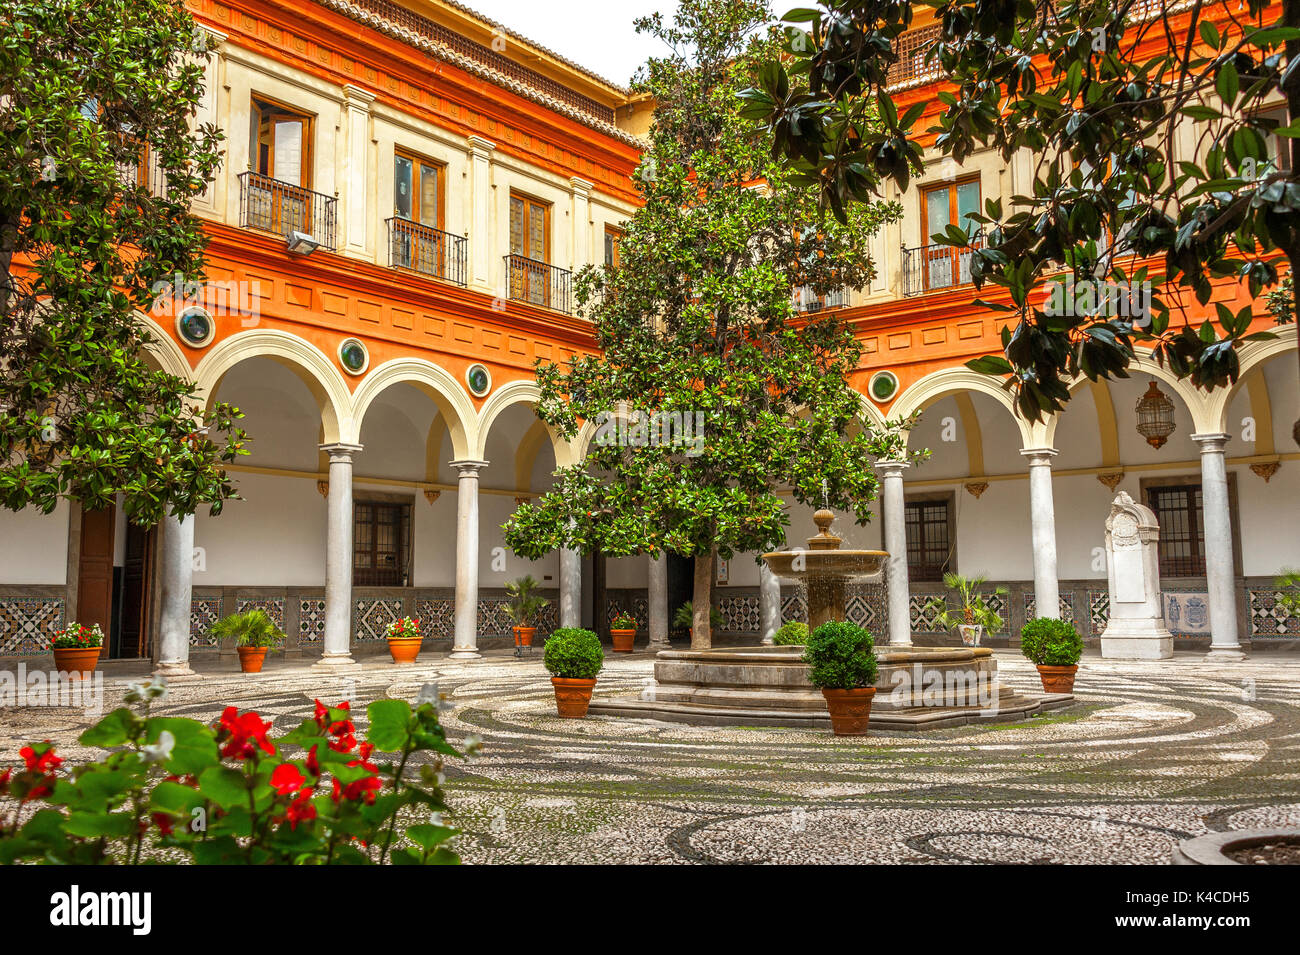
743, 0, 1297, 428
0, 0, 245, 524
503, 0, 910, 649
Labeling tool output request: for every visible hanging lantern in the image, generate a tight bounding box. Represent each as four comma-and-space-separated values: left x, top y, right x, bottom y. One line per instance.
1135, 380, 1176, 449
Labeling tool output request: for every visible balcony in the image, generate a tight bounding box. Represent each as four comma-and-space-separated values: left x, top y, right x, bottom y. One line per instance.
793, 286, 849, 313
387, 218, 467, 286
238, 171, 337, 251
504, 254, 572, 314
901, 233, 983, 297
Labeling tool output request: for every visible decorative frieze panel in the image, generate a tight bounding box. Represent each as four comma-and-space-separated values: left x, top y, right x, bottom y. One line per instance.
716, 595, 761, 634
1024, 593, 1075, 624
190, 596, 222, 647
1088, 590, 1110, 636
1248, 589, 1299, 637
299, 599, 327, 643
236, 597, 284, 630
354, 597, 403, 641
416, 598, 454, 641
0, 597, 64, 655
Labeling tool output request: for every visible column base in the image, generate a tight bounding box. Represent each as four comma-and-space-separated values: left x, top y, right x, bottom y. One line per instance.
887, 641, 914, 649
760, 637, 775, 647
310, 653, 361, 671
1204, 647, 1248, 662
448, 648, 482, 660
152, 662, 199, 679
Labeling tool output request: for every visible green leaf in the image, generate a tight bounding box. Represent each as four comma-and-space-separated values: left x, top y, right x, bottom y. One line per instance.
79, 707, 138, 748
366, 699, 413, 752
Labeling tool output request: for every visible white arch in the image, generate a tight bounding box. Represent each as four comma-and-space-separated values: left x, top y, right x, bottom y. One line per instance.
1205, 323, 1297, 434
891, 366, 1034, 448
194, 329, 351, 444
473, 378, 564, 463
855, 392, 888, 432
136, 310, 193, 381
350, 357, 477, 462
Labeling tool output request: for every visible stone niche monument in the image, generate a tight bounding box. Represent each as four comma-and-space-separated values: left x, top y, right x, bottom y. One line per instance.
1100, 491, 1174, 659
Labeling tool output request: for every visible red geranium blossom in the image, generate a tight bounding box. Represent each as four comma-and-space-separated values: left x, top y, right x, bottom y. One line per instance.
271, 763, 306, 796
216, 707, 275, 760
20, 744, 62, 773
313, 699, 357, 753
286, 790, 317, 829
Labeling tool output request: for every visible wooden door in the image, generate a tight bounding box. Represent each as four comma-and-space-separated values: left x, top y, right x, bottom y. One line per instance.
76, 508, 116, 638
118, 523, 156, 659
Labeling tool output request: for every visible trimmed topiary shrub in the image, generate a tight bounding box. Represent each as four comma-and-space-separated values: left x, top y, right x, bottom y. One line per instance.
543, 628, 604, 679
1019, 617, 1084, 666
802, 621, 877, 689
772, 621, 808, 645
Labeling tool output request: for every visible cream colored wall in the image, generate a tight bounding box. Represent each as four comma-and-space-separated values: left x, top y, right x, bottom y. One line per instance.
0, 503, 71, 586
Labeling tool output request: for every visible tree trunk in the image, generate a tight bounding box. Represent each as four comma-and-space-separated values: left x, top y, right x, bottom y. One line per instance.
691, 550, 714, 650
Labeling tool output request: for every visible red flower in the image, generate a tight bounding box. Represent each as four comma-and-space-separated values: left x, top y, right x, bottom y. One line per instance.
216, 707, 275, 760
271, 763, 306, 796
331, 772, 382, 804
152, 812, 175, 836
306, 744, 321, 776
286, 790, 317, 829
313, 699, 356, 752
20, 744, 62, 773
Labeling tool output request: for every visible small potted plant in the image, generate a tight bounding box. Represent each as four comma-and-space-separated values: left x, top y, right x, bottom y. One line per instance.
672, 601, 723, 639
1020, 617, 1084, 693
50, 622, 104, 680
802, 621, 878, 736
385, 615, 423, 664
924, 572, 1008, 647
210, 609, 285, 673
610, 610, 637, 652
505, 575, 549, 649
543, 627, 604, 718
772, 621, 808, 645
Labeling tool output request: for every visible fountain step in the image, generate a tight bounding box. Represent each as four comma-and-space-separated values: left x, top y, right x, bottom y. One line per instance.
586, 692, 1075, 731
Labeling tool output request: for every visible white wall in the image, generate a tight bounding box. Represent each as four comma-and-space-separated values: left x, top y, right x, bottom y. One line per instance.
0, 503, 70, 585
194, 472, 326, 587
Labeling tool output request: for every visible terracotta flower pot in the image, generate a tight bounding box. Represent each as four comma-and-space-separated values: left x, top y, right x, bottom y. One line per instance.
237, 646, 268, 673
610, 628, 636, 652
513, 626, 536, 648
821, 686, 877, 736
551, 676, 596, 718
387, 636, 423, 665
1036, 664, 1078, 694
52, 647, 100, 681
958, 624, 983, 647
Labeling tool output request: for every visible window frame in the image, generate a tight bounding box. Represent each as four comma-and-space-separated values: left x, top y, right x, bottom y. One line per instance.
351, 496, 414, 589
1140, 474, 1241, 580
250, 95, 314, 188
902, 491, 956, 583
393, 149, 446, 230
509, 191, 551, 264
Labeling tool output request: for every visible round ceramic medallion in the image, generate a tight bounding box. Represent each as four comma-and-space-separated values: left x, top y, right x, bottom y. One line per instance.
338, 338, 369, 376
466, 363, 492, 397
175, 306, 214, 348
869, 370, 899, 404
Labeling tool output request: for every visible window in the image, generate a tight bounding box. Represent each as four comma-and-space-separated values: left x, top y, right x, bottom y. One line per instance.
1259, 106, 1293, 174
392, 151, 446, 273
920, 178, 980, 290
1146, 484, 1205, 578
904, 496, 953, 582
604, 226, 622, 268
508, 192, 552, 305
247, 97, 314, 237
352, 500, 412, 588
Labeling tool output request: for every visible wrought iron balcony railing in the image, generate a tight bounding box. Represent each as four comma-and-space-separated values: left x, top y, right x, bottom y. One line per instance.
238, 171, 337, 250
793, 286, 850, 313
387, 218, 467, 286
504, 254, 572, 314
901, 232, 983, 297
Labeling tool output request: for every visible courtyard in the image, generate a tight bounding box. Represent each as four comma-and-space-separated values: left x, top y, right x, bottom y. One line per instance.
4, 649, 1298, 865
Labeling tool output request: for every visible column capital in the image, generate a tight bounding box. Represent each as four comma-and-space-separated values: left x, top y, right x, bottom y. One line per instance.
194, 24, 228, 51
467, 135, 496, 157
874, 459, 910, 478
320, 442, 363, 461
450, 459, 488, 477
1191, 432, 1230, 452
342, 84, 376, 109
570, 176, 593, 196
1020, 447, 1058, 465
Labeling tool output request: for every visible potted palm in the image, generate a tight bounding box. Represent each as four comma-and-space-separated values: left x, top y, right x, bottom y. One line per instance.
50, 623, 104, 681
1020, 617, 1084, 693
924, 573, 1008, 647
505, 575, 549, 649
385, 616, 423, 664
210, 609, 284, 673
610, 610, 637, 652
672, 601, 723, 639
802, 621, 878, 736
543, 628, 604, 718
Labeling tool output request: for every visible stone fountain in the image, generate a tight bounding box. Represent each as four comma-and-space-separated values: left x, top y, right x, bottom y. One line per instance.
588, 511, 1073, 731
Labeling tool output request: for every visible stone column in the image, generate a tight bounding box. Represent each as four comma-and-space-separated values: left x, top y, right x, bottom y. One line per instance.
341, 85, 374, 255
648, 553, 670, 650
467, 136, 495, 292
154, 514, 196, 677
559, 547, 582, 629
875, 460, 912, 647
1192, 433, 1245, 660
315, 443, 362, 670
1021, 448, 1061, 619
759, 563, 781, 645
451, 460, 487, 659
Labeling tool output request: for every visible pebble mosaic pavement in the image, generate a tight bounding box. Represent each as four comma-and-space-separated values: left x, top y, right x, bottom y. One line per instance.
2, 650, 1298, 864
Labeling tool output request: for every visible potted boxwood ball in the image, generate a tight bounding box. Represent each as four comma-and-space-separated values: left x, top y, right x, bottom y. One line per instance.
543, 627, 604, 718
802, 621, 879, 736
211, 609, 285, 673
610, 610, 637, 652
1020, 617, 1084, 693
50, 623, 104, 680
772, 621, 808, 646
